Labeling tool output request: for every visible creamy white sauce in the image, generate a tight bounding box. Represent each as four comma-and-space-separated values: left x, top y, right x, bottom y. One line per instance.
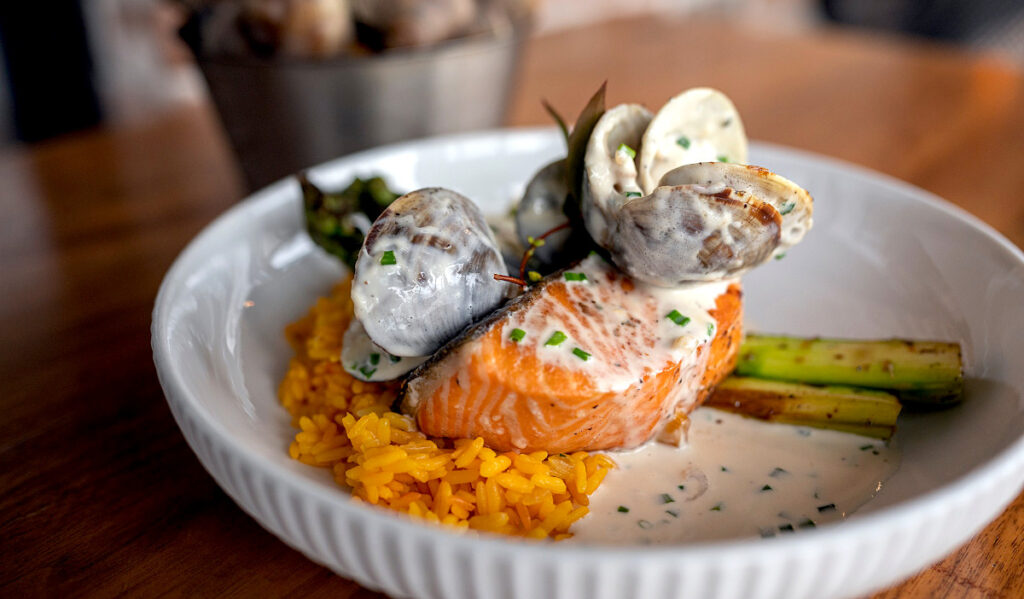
341, 319, 427, 381
498, 254, 727, 393
572, 409, 899, 544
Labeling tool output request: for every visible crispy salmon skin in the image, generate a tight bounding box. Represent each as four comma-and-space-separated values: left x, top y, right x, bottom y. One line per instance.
399, 255, 742, 453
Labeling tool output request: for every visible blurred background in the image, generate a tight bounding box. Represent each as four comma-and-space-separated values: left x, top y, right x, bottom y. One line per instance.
1, 0, 1023, 188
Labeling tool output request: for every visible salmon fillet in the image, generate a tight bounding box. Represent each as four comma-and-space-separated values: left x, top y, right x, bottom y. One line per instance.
399, 255, 742, 453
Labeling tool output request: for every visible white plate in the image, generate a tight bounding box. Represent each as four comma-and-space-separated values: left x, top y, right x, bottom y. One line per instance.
153, 129, 1024, 599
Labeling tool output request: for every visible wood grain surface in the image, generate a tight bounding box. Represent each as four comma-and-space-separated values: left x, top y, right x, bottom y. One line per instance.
1, 14, 1022, 599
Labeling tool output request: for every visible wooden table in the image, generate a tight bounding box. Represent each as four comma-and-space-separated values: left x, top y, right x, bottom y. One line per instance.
2, 15, 1022, 598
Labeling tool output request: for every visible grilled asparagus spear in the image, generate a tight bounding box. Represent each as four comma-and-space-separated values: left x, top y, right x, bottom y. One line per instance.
706, 377, 902, 439
300, 173, 401, 268
735, 335, 964, 405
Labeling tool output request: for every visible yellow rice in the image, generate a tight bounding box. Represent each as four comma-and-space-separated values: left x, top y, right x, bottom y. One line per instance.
278, 277, 614, 539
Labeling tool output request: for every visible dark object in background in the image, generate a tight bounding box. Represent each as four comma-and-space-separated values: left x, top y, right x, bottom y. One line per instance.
0, 1, 102, 142
822, 0, 1023, 44
180, 6, 528, 191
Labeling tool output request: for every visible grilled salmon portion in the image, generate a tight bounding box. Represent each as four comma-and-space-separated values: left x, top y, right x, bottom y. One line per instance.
399, 255, 742, 453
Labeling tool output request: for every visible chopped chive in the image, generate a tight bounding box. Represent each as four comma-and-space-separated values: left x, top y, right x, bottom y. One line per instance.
666, 310, 690, 326
637, 519, 653, 529
572, 347, 591, 361
778, 523, 795, 533
564, 272, 588, 282
761, 484, 773, 492
720, 466, 729, 472
358, 366, 376, 379
769, 467, 788, 478
859, 444, 874, 451
661, 493, 675, 504
707, 323, 715, 336
389, 355, 402, 363
545, 331, 567, 346
617, 143, 637, 159
666, 509, 679, 518
721, 117, 733, 127
379, 250, 397, 265
677, 484, 686, 491
558, 453, 568, 458
774, 252, 787, 260
717, 155, 730, 163
617, 506, 630, 513
676, 136, 691, 149
527, 270, 542, 282
798, 519, 817, 529
779, 201, 796, 215
369, 353, 380, 365
624, 191, 642, 198
817, 503, 837, 513
710, 503, 723, 512
509, 328, 526, 343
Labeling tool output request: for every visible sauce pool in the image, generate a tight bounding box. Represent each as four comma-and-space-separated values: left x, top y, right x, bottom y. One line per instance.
571, 409, 899, 544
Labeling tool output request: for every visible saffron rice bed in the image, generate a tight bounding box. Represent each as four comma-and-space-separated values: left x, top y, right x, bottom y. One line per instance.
277, 276, 615, 539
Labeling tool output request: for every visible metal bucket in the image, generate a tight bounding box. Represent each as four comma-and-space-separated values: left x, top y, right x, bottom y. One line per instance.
187, 30, 525, 190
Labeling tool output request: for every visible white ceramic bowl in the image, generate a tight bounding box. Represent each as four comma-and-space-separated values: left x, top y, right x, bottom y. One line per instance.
153, 129, 1024, 599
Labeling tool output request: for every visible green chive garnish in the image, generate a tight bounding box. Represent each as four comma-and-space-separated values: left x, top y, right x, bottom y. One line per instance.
676, 136, 691, 149
798, 519, 817, 529
717, 155, 730, 163
527, 271, 542, 282
389, 355, 402, 363
624, 191, 642, 198
661, 493, 675, 504
379, 250, 397, 265
666, 310, 690, 326
707, 323, 715, 336
860, 444, 874, 451
774, 253, 787, 260
817, 503, 836, 513
761, 484, 773, 492
358, 366, 376, 379
720, 466, 729, 472
617, 506, 630, 513
780, 201, 796, 215
770, 467, 788, 478
564, 272, 587, 282
545, 331, 567, 346
369, 353, 380, 365
509, 328, 526, 343
666, 509, 679, 518
572, 347, 591, 361
779, 523, 795, 533
677, 484, 686, 491
638, 519, 653, 529
710, 503, 723, 512
617, 143, 636, 159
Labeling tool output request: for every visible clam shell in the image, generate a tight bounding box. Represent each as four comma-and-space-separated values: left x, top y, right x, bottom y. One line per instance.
515, 159, 572, 265
614, 183, 782, 285
660, 162, 813, 252
582, 103, 653, 248
638, 88, 748, 193
352, 187, 509, 357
